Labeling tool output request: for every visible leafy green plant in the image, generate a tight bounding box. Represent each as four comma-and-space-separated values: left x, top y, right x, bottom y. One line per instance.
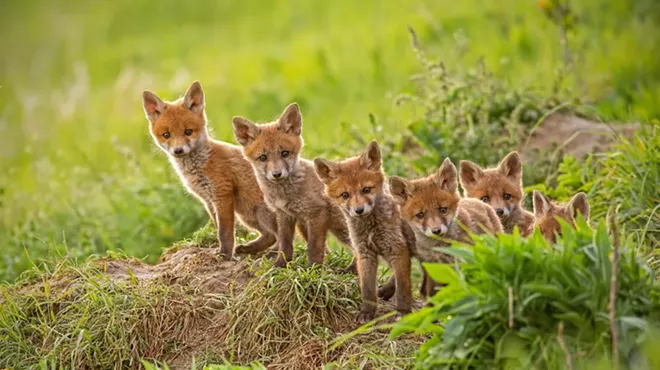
392, 219, 660, 369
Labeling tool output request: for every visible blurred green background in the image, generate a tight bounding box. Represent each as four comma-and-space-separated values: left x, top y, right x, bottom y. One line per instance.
0, 0, 658, 282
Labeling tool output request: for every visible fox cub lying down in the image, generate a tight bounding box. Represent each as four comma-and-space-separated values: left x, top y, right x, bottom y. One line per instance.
384, 158, 502, 298
142, 81, 278, 260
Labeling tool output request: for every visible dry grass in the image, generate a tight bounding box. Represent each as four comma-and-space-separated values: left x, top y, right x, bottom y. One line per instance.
0, 240, 423, 369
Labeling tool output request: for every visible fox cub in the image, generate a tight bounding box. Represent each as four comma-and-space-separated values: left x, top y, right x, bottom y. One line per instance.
315, 141, 414, 323
459, 151, 535, 236
533, 190, 590, 242
232, 103, 354, 269
142, 81, 278, 260
388, 158, 502, 297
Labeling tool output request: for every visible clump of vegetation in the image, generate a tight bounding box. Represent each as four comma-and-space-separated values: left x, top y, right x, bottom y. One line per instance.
392, 220, 660, 369
534, 123, 660, 263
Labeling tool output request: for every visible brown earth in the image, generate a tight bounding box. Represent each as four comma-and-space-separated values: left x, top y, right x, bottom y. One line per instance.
519, 113, 638, 160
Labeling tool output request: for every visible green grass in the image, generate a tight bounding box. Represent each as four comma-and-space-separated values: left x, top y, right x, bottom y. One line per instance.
1, 0, 659, 282
393, 220, 660, 369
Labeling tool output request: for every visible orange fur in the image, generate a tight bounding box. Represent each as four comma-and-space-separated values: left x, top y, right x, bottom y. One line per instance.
142, 81, 278, 260
315, 141, 414, 323
386, 158, 502, 297
232, 104, 354, 270
533, 190, 590, 243
459, 151, 535, 236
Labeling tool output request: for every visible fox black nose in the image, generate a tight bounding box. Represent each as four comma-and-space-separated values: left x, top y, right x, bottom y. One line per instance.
354, 207, 364, 215
432, 228, 442, 235
272, 171, 282, 179
496, 208, 505, 216
173, 148, 184, 155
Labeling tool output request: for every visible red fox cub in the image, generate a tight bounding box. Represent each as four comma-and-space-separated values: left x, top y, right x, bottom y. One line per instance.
142, 81, 278, 260
315, 141, 414, 323
232, 103, 354, 270
459, 151, 535, 236
388, 158, 502, 297
532, 190, 590, 242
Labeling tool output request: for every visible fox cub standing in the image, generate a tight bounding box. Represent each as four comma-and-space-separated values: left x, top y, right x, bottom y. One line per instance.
459, 151, 535, 236
387, 158, 502, 297
315, 141, 414, 323
232, 103, 354, 270
142, 81, 278, 260
533, 190, 590, 243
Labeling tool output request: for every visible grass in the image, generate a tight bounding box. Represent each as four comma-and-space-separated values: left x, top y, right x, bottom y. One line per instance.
1, 0, 659, 282
392, 220, 660, 369
0, 243, 423, 369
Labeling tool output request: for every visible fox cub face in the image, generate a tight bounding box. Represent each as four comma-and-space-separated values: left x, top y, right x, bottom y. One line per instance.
142, 81, 207, 157
459, 152, 523, 217
390, 158, 460, 237
533, 191, 590, 242
233, 103, 303, 182
314, 141, 385, 218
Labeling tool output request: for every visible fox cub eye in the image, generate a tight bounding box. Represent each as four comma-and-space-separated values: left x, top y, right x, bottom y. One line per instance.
184, 129, 193, 136
341, 192, 350, 200
281, 151, 289, 158
416, 212, 424, 219
439, 207, 448, 213
258, 154, 267, 162
362, 187, 371, 194
503, 193, 511, 200
480, 196, 490, 203
162, 132, 171, 139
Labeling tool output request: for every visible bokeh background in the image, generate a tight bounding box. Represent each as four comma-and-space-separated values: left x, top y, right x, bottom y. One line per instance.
1, 0, 658, 282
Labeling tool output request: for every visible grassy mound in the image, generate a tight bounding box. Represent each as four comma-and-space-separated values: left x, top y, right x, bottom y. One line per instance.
0, 230, 423, 369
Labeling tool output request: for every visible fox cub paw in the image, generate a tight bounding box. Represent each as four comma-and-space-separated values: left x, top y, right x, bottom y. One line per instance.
355, 310, 376, 325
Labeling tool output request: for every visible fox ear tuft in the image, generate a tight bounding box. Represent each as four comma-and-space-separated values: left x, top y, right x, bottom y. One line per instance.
498, 151, 522, 181
389, 176, 410, 204
532, 190, 551, 218
142, 91, 165, 121
183, 81, 205, 114
359, 140, 382, 170
232, 117, 260, 146
314, 158, 338, 183
278, 103, 303, 136
435, 158, 458, 193
568, 192, 590, 221
459, 160, 484, 189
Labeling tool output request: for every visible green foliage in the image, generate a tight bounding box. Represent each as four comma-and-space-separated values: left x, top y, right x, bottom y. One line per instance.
393, 220, 660, 369
538, 122, 660, 257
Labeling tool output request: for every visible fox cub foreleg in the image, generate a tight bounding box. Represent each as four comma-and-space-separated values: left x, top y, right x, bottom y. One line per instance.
274, 212, 297, 267
356, 249, 379, 324
305, 214, 328, 266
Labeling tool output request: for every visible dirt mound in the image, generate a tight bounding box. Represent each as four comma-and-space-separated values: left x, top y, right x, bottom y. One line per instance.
0, 246, 422, 369
520, 113, 638, 159
100, 246, 254, 295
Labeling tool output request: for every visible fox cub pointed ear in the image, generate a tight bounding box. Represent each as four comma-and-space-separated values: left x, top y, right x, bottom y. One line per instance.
435, 158, 458, 193
314, 158, 338, 183
389, 176, 410, 204
498, 151, 522, 181
142, 91, 165, 121
459, 160, 484, 189
568, 192, 590, 221
278, 103, 303, 136
532, 190, 551, 218
232, 117, 260, 146
359, 140, 382, 170
183, 81, 205, 114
